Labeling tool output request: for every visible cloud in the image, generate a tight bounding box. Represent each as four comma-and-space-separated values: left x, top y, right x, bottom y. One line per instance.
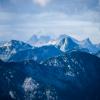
33, 0, 51, 7
0, 0, 100, 43
0, 11, 100, 43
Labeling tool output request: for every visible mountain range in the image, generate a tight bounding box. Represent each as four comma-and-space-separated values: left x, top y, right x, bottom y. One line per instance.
28, 34, 100, 53
0, 34, 100, 100
0, 35, 100, 63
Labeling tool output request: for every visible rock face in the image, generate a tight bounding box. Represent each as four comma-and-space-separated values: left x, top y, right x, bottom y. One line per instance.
0, 51, 100, 100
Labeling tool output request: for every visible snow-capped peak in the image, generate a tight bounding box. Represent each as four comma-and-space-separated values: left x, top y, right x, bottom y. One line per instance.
55, 35, 79, 52
0, 40, 32, 61
54, 35, 100, 53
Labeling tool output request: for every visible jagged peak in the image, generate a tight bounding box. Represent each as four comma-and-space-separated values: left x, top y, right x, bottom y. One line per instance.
82, 38, 92, 44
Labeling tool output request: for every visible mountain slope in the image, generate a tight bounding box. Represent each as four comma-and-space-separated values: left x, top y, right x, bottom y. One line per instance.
0, 60, 60, 100
9, 45, 63, 63
95, 50, 100, 58
0, 40, 32, 61
43, 51, 100, 100
43, 51, 100, 76
0, 51, 100, 100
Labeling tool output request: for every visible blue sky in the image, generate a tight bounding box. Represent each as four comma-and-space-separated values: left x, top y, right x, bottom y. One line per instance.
0, 0, 100, 43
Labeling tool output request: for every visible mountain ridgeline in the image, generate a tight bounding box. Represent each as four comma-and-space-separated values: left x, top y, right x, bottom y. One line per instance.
0, 40, 33, 61
55, 35, 99, 53
0, 35, 100, 62
9, 45, 63, 63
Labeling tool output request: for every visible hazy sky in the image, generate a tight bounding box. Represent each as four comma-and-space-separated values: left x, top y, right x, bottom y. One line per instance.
0, 0, 100, 43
